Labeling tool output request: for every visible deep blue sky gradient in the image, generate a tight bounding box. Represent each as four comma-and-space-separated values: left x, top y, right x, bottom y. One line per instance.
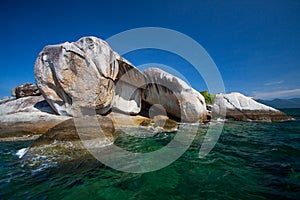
0, 0, 299, 99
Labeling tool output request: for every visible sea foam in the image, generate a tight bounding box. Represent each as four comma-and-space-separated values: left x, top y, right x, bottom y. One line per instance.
16, 148, 28, 159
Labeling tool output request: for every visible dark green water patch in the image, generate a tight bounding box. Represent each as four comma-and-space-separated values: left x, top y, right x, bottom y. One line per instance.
1, 109, 300, 199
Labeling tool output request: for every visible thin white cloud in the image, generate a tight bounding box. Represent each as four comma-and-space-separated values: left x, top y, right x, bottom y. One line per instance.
264, 80, 284, 86
253, 88, 300, 99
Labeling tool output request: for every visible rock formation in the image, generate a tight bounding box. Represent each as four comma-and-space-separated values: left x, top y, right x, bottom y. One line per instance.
12, 83, 41, 98
142, 68, 207, 122
31, 116, 116, 148
1, 35, 296, 168
34, 36, 145, 117
0, 95, 69, 141
0, 36, 294, 143
34, 37, 117, 116
112, 60, 146, 114
151, 115, 178, 132
21, 116, 116, 169
34, 36, 208, 122
213, 92, 293, 122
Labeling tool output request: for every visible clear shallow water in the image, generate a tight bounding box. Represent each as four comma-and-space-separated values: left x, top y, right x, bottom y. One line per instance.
1, 109, 300, 199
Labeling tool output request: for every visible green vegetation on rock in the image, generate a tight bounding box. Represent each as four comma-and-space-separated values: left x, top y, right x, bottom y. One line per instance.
200, 90, 215, 105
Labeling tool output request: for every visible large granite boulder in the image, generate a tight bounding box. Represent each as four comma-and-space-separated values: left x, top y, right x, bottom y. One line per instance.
12, 83, 41, 98
213, 92, 293, 122
35, 36, 145, 116
35, 36, 118, 116
142, 68, 207, 122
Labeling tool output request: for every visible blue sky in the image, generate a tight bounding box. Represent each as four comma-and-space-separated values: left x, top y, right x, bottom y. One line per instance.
0, 0, 299, 99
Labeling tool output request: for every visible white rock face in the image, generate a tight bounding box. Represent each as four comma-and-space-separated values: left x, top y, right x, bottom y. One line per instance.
213, 92, 292, 122
113, 82, 142, 114
214, 92, 278, 112
142, 68, 207, 122
112, 60, 146, 114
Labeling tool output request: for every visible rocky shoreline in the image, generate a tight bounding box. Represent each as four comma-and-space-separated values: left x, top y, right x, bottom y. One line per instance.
0, 88, 292, 142
0, 95, 69, 141
0, 36, 294, 167
0, 94, 179, 142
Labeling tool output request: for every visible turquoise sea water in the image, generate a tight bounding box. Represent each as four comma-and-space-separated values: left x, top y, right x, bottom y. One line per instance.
1, 109, 300, 199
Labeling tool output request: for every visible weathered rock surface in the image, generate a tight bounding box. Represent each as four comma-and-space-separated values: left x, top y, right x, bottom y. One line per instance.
142, 68, 207, 122
0, 96, 70, 141
31, 116, 116, 148
2, 35, 294, 146
152, 115, 178, 132
75, 37, 119, 80
0, 96, 15, 104
35, 36, 145, 116
21, 116, 116, 170
112, 60, 146, 114
20, 113, 177, 169
213, 92, 293, 122
34, 37, 117, 116
106, 112, 178, 133
0, 95, 52, 115
12, 83, 41, 98
0, 97, 176, 142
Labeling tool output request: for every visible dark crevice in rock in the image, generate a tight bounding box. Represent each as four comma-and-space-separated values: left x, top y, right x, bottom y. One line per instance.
33, 100, 57, 115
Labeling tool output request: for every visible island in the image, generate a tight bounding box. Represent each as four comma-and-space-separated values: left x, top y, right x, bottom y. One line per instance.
0, 36, 293, 163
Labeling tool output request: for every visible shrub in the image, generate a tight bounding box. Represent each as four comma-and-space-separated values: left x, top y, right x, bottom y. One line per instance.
200, 90, 215, 105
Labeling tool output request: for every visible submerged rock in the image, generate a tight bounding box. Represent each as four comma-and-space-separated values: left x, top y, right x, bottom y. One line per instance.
31, 116, 116, 148
22, 115, 115, 171
106, 112, 178, 133
152, 115, 178, 132
142, 68, 207, 122
213, 92, 293, 122
21, 114, 177, 170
